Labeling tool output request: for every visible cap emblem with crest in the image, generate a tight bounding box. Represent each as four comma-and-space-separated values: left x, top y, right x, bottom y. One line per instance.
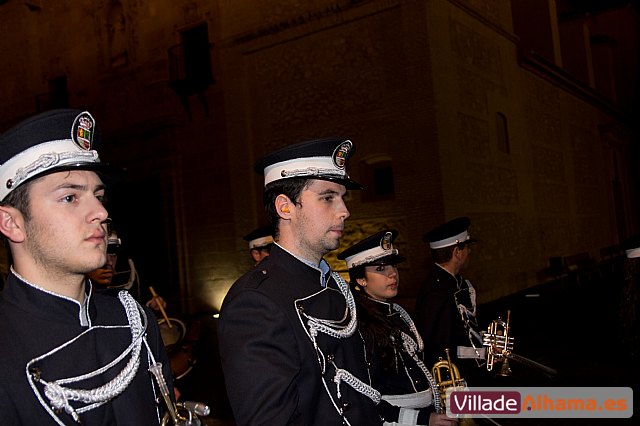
338, 230, 406, 269
0, 109, 121, 202
73, 112, 95, 150
255, 137, 363, 190
380, 231, 393, 251
332, 140, 352, 169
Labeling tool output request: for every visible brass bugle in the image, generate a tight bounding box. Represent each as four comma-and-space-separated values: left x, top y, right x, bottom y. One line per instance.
431, 348, 466, 413
149, 363, 183, 424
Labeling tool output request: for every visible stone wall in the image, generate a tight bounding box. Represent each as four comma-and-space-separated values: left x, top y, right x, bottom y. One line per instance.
0, 0, 635, 314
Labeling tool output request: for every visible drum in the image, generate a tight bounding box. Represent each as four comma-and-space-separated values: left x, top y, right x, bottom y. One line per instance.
157, 317, 201, 380
157, 317, 187, 352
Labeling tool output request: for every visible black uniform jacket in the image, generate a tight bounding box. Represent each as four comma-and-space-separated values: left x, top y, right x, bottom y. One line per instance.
414, 265, 472, 366
0, 271, 173, 425
218, 245, 381, 426
359, 297, 431, 396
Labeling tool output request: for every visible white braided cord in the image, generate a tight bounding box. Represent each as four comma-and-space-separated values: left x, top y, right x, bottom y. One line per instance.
393, 304, 441, 413
297, 271, 381, 409
392, 304, 424, 352
334, 367, 381, 404
26, 291, 148, 423
304, 272, 358, 340
454, 281, 486, 366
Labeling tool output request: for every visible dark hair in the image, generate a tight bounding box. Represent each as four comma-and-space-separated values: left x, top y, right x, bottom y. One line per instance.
1, 180, 34, 219
0, 180, 36, 245
263, 178, 310, 239
347, 265, 366, 284
353, 290, 403, 373
431, 243, 468, 264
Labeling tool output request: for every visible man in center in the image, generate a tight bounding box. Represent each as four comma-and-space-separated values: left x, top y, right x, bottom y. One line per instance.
218, 138, 382, 425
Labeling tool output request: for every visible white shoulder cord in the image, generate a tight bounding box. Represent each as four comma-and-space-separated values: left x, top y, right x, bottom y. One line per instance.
298, 272, 381, 407
455, 279, 477, 319
26, 291, 149, 424
305, 272, 358, 340
393, 304, 441, 413
454, 280, 486, 366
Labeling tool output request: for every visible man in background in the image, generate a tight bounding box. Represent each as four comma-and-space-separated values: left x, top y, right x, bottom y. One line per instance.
242, 225, 273, 266
414, 217, 486, 384
87, 224, 166, 312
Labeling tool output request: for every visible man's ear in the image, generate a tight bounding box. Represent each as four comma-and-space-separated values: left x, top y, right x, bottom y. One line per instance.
275, 195, 292, 219
0, 206, 26, 243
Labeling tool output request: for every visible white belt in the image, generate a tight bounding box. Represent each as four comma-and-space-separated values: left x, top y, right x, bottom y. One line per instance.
382, 389, 432, 408
457, 346, 486, 359
382, 390, 433, 426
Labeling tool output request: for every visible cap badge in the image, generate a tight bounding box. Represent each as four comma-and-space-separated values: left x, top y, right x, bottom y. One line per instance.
380, 231, 393, 251
332, 140, 353, 169
72, 111, 95, 150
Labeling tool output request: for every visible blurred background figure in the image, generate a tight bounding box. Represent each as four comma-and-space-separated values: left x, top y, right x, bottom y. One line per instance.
87, 228, 123, 286
87, 222, 166, 312
620, 234, 640, 361
243, 225, 274, 266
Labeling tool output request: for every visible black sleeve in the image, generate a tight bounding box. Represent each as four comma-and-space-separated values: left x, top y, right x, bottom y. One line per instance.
0, 386, 20, 425
376, 400, 400, 422
218, 289, 303, 426
415, 283, 455, 365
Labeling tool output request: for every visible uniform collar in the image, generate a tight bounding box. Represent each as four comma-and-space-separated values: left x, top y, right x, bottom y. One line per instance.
273, 243, 332, 287
435, 262, 457, 279
364, 295, 394, 315
4, 268, 93, 326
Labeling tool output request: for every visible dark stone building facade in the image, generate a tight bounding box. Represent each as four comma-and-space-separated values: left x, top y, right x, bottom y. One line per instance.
0, 0, 638, 315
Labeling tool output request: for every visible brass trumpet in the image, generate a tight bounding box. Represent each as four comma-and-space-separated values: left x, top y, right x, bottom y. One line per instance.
483, 310, 514, 376
483, 310, 559, 378
431, 348, 467, 412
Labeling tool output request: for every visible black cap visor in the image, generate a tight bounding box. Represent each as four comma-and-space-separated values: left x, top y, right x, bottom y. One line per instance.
357, 253, 406, 269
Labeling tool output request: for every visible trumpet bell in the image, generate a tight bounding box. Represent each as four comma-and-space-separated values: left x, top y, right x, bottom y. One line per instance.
498, 357, 512, 377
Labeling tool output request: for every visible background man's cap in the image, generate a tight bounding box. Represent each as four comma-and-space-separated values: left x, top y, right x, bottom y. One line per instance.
243, 225, 274, 250
621, 234, 640, 259
338, 230, 405, 269
254, 137, 363, 190
423, 216, 477, 249
107, 229, 122, 254
0, 109, 121, 201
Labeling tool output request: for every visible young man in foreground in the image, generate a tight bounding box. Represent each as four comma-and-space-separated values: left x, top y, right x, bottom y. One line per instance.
0, 109, 174, 424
